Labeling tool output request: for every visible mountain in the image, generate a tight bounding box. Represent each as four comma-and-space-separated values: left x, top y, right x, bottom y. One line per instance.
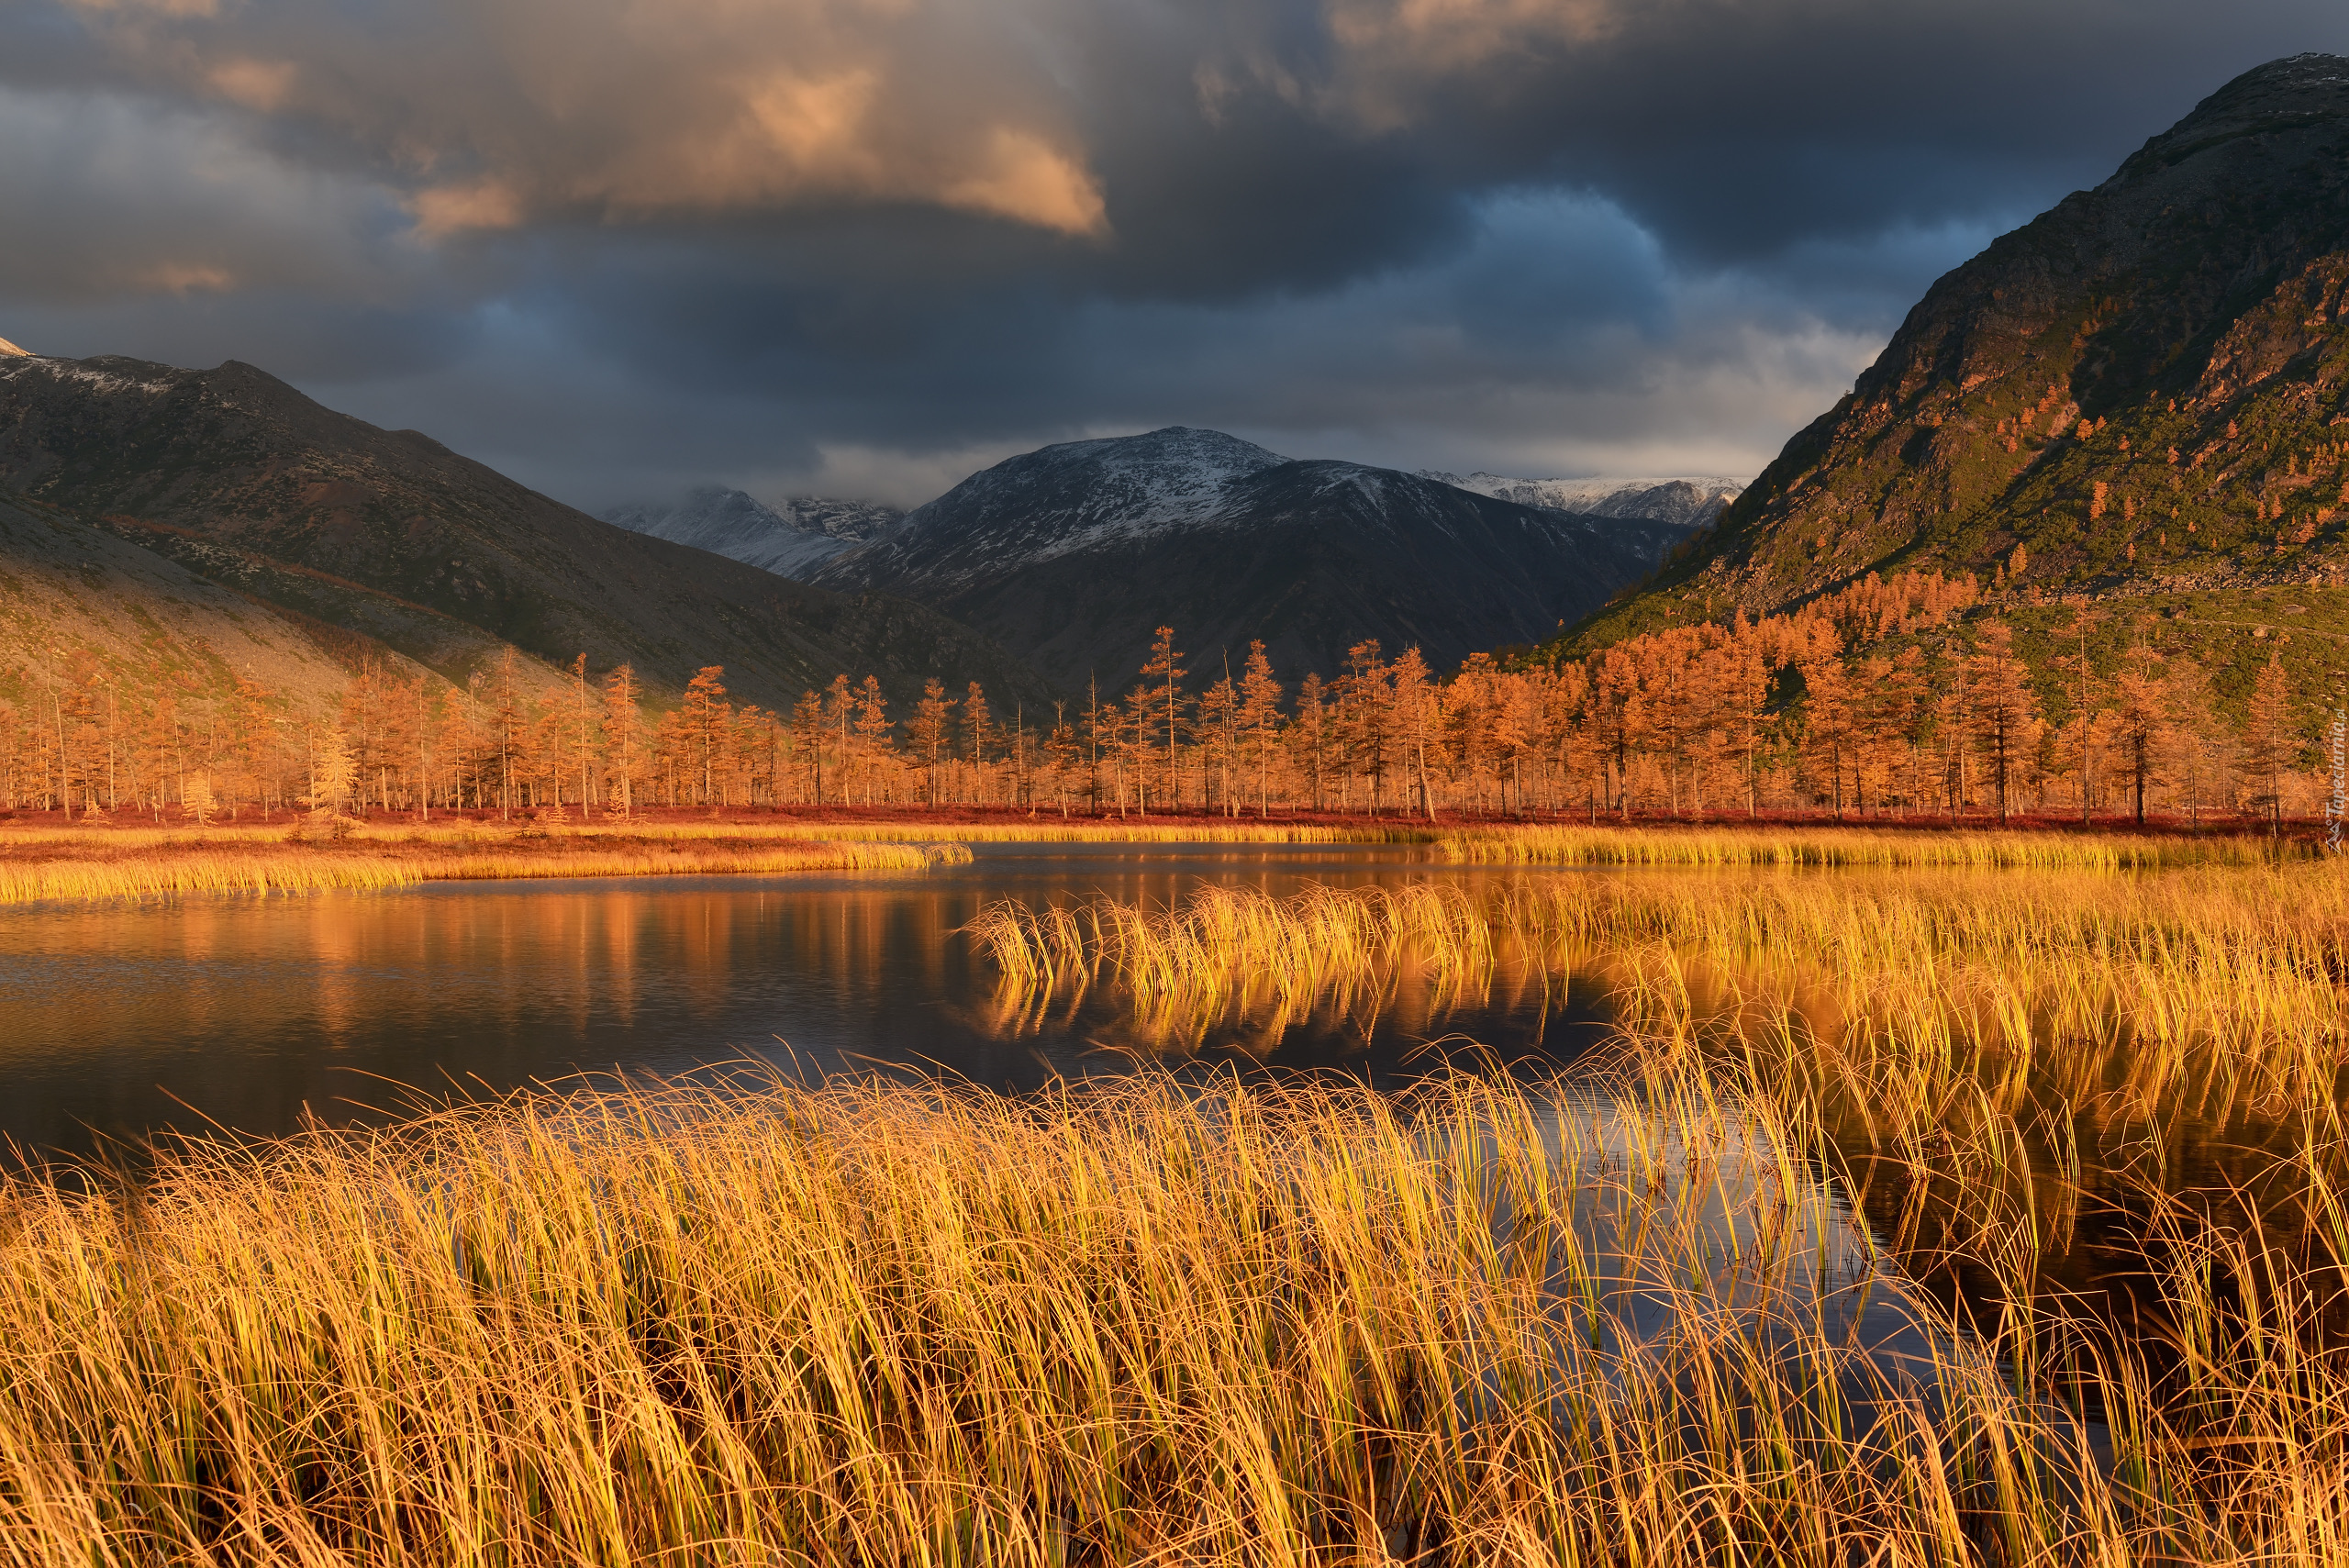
1422, 473, 1744, 530
1561, 52, 2349, 653
0, 353, 1047, 711
0, 492, 505, 714
604, 486, 901, 579
808, 427, 1692, 689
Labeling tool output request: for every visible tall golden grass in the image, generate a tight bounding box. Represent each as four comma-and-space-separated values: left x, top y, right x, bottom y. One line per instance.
969, 883, 1495, 1046
982, 863, 2349, 1121
1436, 821, 2286, 869
0, 819, 1434, 851
3, 1065, 2344, 1564
0, 838, 968, 906
13, 851, 2349, 1560
975, 866, 2349, 1199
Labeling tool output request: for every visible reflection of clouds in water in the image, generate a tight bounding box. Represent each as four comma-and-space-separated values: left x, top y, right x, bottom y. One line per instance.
1506, 1088, 1968, 1446
4, 852, 1643, 1154
2, 852, 1551, 1154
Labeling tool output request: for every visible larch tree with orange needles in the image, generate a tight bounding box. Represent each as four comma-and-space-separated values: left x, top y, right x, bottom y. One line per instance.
1239, 640, 1283, 818
2243, 651, 2296, 830
2110, 641, 2171, 828
1965, 624, 2041, 824
601, 663, 641, 818
1140, 626, 1186, 810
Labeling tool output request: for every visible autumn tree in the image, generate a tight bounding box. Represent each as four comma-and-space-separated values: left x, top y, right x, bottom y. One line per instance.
912, 678, 956, 805
1294, 673, 1330, 812
1965, 623, 2041, 823
601, 664, 642, 817
2109, 642, 2171, 827
1140, 627, 1186, 810
1238, 641, 1283, 817
854, 676, 892, 806
1388, 647, 1441, 822
681, 666, 730, 811
2243, 651, 2296, 828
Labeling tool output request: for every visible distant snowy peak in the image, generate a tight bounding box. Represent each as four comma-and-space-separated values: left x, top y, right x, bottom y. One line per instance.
602, 485, 903, 580
903, 427, 1292, 551
1424, 473, 1745, 529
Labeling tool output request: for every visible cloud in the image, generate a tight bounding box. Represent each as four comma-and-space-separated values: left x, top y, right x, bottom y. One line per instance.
40, 0, 1113, 239
3, 0, 2347, 514
0, 86, 412, 304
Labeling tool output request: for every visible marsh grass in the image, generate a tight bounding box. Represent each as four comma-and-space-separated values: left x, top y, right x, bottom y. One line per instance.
1436, 823, 2288, 870
6, 1062, 2348, 1564
969, 884, 1497, 1047
978, 868, 2349, 1147
0, 836, 968, 906
975, 864, 2349, 1386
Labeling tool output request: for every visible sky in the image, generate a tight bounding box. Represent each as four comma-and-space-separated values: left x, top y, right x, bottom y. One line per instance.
4, 2, 2345, 513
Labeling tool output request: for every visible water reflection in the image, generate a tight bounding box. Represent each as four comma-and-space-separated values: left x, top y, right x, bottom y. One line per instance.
0, 846, 1605, 1159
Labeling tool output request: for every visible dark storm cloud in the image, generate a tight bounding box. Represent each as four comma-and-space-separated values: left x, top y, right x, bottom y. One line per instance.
3, 0, 2345, 507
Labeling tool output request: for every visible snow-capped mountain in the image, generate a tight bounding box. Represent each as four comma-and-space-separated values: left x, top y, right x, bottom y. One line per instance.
1422, 473, 1744, 530
603, 486, 902, 579
811, 428, 1693, 689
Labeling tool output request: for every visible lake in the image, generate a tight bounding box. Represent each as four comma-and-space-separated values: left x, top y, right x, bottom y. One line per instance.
0, 843, 1606, 1159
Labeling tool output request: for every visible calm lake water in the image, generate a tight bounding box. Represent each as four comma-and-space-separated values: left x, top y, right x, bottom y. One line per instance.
0, 844, 1606, 1160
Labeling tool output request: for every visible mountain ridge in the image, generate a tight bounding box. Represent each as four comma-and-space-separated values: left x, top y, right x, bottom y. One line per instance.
1553, 52, 2349, 656
1420, 473, 1744, 530
604, 486, 902, 579
0, 352, 1050, 712
812, 426, 1692, 689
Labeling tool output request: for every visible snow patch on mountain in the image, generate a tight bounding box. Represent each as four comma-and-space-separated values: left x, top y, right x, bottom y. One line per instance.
603, 486, 902, 579
1, 355, 177, 396
1423, 473, 1744, 529
892, 427, 1292, 564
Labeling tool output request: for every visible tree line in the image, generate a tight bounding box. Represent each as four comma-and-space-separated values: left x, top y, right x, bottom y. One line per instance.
0, 573, 2330, 825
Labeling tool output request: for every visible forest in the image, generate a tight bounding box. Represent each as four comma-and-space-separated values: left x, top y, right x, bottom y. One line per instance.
0, 569, 2324, 824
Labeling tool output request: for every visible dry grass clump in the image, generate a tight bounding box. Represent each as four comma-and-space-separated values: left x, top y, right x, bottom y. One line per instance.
969, 883, 1493, 1044
819, 821, 1439, 845
0, 819, 1434, 852
1436, 823, 2279, 870
5, 1066, 2346, 1564
0, 1065, 2287, 1567
978, 866, 2349, 1145
0, 838, 966, 906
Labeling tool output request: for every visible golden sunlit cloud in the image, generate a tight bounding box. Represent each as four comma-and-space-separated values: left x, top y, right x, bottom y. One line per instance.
62, 0, 219, 15
207, 58, 297, 113
942, 128, 1108, 236
407, 180, 526, 239
137, 261, 236, 293
1319, 0, 1625, 128
68, 0, 1115, 242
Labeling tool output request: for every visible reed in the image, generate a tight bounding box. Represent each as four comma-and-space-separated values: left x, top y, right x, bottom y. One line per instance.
1436, 821, 2286, 869
9, 1064, 2343, 1566
0, 838, 966, 906
975, 865, 2349, 1203
969, 883, 1494, 1045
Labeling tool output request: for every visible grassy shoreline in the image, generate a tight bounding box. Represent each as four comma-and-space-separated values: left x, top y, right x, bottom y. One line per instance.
7, 862, 2349, 1558
0, 829, 970, 906
3, 1066, 2341, 1563
0, 815, 2309, 905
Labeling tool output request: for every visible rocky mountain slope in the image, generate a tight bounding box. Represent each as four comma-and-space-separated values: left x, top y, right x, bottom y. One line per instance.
604, 487, 901, 579
1559, 52, 2349, 654
0, 353, 1047, 711
809, 428, 1691, 688
0, 494, 507, 713
1423, 473, 1744, 530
